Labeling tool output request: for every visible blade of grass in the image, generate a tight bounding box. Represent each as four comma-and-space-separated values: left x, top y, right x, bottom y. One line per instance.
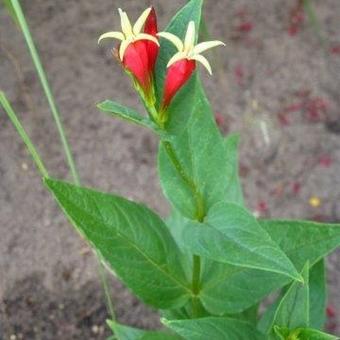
10, 0, 80, 185
0, 90, 116, 322
0, 91, 48, 177
5, 0, 116, 322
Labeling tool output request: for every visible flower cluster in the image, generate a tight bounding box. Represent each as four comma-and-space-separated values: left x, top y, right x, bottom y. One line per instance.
99, 7, 224, 124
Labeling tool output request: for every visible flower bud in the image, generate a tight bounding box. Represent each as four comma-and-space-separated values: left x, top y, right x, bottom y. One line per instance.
162, 59, 196, 109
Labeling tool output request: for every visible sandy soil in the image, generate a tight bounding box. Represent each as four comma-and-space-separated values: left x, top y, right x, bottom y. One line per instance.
0, 0, 339, 338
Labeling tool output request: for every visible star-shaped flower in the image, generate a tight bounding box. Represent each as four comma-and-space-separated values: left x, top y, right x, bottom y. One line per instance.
157, 21, 225, 75
98, 8, 159, 61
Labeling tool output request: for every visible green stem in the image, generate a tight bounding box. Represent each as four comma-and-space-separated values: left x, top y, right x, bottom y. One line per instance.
0, 91, 49, 177
98, 256, 116, 321
161, 139, 204, 318
161, 140, 205, 222
10, 0, 80, 185
191, 255, 201, 317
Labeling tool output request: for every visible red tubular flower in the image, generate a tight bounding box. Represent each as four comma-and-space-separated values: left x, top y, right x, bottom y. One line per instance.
98, 8, 159, 99
162, 59, 196, 108
123, 41, 151, 92
144, 7, 159, 72
158, 21, 225, 111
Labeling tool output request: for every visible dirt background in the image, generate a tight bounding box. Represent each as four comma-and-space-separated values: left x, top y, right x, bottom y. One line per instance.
0, 0, 339, 338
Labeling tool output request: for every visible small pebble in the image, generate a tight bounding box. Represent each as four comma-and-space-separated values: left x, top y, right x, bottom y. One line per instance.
92, 325, 99, 334
309, 196, 321, 208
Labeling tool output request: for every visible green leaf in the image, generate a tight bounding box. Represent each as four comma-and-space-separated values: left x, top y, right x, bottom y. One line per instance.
44, 177, 191, 309
183, 202, 301, 281
158, 99, 227, 220
274, 326, 338, 340
271, 262, 310, 332
97, 100, 158, 131
155, 0, 202, 106
224, 134, 244, 206
199, 219, 340, 315
163, 317, 265, 340
107, 321, 182, 340
260, 220, 340, 270
309, 259, 326, 330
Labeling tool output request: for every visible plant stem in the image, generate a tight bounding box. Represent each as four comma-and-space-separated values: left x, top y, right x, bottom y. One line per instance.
10, 0, 80, 185
161, 139, 204, 317
0, 91, 49, 178
191, 255, 201, 318
161, 140, 205, 221
98, 257, 116, 321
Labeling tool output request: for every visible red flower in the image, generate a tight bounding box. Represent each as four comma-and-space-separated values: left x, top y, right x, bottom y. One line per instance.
144, 7, 159, 72
98, 8, 159, 98
158, 21, 224, 111
162, 59, 196, 109
123, 41, 151, 92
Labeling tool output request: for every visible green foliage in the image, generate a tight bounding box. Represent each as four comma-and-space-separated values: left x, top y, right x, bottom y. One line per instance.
309, 260, 326, 330
260, 220, 340, 270
44, 178, 191, 309
183, 202, 301, 280
224, 133, 244, 206
8, 0, 338, 337
271, 262, 310, 332
274, 326, 338, 340
107, 320, 181, 340
158, 97, 227, 220
97, 100, 158, 131
163, 317, 265, 339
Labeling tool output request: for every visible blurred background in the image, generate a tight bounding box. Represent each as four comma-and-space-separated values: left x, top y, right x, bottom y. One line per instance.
0, 0, 339, 338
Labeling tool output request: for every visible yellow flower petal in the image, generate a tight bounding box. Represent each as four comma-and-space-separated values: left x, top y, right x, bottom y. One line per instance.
192, 40, 225, 55
136, 33, 159, 46
190, 54, 212, 75
184, 21, 196, 52
98, 31, 125, 44
118, 8, 133, 37
157, 32, 184, 51
119, 39, 131, 61
133, 7, 152, 35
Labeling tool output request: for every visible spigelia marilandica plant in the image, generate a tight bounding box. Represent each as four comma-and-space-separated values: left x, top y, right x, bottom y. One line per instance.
16, 0, 340, 339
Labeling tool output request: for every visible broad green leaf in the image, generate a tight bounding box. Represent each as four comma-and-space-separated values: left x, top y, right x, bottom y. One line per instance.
270, 262, 310, 333
264, 260, 326, 333
155, 0, 202, 106
199, 219, 340, 315
163, 317, 265, 340
159, 99, 227, 220
97, 100, 158, 131
183, 202, 301, 281
258, 299, 281, 334
274, 326, 338, 340
260, 220, 340, 270
44, 178, 191, 309
309, 260, 326, 330
107, 321, 182, 340
224, 134, 244, 206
